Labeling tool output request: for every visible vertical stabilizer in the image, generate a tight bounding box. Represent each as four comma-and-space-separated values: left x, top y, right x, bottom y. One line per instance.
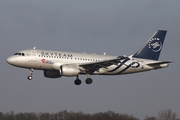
133, 30, 167, 60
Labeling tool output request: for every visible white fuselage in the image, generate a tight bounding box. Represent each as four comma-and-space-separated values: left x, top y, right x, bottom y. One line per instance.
7, 49, 168, 76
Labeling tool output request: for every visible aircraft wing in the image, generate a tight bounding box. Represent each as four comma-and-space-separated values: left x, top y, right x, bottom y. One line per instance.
79, 56, 128, 73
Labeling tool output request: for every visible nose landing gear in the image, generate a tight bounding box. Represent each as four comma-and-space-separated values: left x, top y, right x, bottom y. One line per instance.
27, 69, 33, 80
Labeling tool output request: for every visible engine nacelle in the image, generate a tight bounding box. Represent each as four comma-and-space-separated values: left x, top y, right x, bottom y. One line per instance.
44, 70, 61, 78
60, 65, 80, 76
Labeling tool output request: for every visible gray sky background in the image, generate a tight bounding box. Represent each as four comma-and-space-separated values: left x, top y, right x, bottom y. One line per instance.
0, 0, 180, 119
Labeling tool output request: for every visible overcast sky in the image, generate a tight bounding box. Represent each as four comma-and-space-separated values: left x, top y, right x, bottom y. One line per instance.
0, 0, 180, 119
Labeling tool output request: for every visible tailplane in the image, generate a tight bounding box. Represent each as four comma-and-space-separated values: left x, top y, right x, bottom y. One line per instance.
133, 30, 167, 60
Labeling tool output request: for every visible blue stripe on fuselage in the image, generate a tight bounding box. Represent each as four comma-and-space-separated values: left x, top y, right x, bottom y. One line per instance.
114, 62, 140, 75
108, 58, 130, 72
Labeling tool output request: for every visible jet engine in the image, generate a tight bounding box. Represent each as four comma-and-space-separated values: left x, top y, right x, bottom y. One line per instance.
60, 65, 80, 76
44, 64, 80, 78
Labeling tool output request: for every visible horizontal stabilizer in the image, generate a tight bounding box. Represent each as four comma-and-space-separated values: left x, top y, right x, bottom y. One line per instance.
147, 61, 172, 67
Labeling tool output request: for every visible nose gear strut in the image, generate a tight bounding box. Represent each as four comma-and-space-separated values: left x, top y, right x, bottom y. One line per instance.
27, 69, 33, 80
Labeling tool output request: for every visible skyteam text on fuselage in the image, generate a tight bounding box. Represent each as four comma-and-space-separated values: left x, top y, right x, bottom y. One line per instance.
7, 30, 172, 85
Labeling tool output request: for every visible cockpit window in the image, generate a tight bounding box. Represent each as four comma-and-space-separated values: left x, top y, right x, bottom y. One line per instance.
14, 53, 25, 56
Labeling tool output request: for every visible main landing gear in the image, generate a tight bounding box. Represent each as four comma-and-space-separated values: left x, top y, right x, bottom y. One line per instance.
74, 75, 93, 85
85, 74, 93, 84
26, 69, 93, 85
27, 69, 33, 80
74, 76, 82, 85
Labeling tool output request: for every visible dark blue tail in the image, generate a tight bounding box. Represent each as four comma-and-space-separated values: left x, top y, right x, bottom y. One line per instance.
133, 30, 167, 60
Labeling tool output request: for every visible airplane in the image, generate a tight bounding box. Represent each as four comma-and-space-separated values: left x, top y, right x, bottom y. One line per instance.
7, 30, 172, 85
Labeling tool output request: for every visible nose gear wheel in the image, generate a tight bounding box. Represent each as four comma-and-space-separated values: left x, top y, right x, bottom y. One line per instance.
28, 76, 33, 80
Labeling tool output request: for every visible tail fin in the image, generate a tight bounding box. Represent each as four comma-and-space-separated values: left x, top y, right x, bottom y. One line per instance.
133, 30, 167, 60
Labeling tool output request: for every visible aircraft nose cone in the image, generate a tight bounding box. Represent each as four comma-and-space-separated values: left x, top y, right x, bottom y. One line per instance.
7, 56, 16, 65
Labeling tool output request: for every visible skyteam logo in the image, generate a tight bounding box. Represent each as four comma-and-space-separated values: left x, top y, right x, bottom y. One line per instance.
41, 59, 53, 64
108, 58, 140, 74
148, 38, 162, 52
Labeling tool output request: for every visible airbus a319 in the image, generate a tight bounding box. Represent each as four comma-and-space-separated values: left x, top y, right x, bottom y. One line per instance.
7, 30, 172, 85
